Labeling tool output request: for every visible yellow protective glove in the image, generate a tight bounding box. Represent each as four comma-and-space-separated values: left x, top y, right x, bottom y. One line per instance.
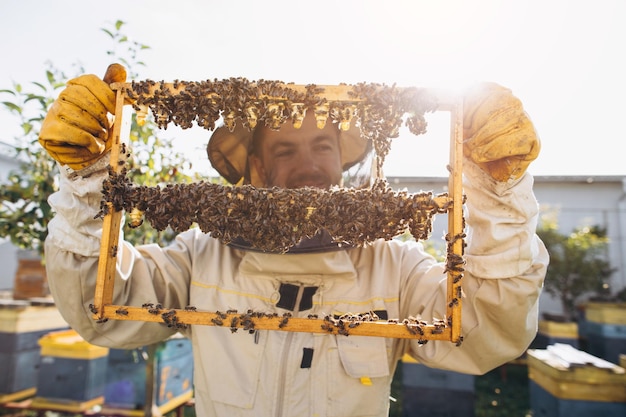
38, 64, 127, 170
463, 82, 540, 182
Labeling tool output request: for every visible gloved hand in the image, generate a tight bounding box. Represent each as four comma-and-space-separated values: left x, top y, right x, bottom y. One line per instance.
39, 64, 127, 170
463, 82, 540, 182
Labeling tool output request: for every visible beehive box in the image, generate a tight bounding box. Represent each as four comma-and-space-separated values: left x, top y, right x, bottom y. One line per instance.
102, 336, 193, 415
31, 329, 109, 411
0, 299, 68, 400
532, 319, 579, 349
401, 354, 475, 417
585, 302, 626, 325
12, 251, 48, 300
584, 302, 626, 364
528, 343, 626, 417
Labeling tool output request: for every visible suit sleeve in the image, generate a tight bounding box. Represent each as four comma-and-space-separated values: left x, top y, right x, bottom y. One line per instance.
45, 161, 193, 348
404, 161, 548, 374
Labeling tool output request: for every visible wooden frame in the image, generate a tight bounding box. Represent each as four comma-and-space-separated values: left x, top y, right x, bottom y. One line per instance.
92, 80, 465, 344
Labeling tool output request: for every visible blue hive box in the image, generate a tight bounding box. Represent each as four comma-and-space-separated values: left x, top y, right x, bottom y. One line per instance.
0, 299, 68, 401
401, 354, 475, 417
102, 336, 193, 414
532, 319, 579, 349
584, 302, 626, 364
32, 329, 109, 409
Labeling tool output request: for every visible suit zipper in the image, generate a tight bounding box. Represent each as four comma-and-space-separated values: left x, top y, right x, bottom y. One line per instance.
275, 283, 305, 417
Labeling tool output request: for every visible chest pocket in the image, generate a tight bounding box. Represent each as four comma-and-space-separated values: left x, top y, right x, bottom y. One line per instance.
202, 328, 268, 413
337, 336, 390, 378
322, 335, 392, 417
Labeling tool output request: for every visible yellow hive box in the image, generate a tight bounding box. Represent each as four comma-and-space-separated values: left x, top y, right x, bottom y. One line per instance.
527, 344, 626, 403
585, 302, 626, 325
38, 329, 109, 360
0, 299, 68, 333
538, 320, 579, 339
34, 329, 109, 406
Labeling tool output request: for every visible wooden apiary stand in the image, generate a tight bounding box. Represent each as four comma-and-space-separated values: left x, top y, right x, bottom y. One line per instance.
92, 81, 465, 343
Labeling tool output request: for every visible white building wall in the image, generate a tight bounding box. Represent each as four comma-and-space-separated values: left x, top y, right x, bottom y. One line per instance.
0, 152, 20, 290
388, 175, 626, 318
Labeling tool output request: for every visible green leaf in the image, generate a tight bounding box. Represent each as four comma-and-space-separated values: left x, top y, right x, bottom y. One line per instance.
2, 101, 22, 113
24, 94, 46, 104
101, 28, 114, 39
46, 70, 55, 85
32, 82, 48, 92
22, 123, 33, 135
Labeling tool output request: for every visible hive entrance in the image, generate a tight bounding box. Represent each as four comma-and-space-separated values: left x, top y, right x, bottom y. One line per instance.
93, 79, 465, 344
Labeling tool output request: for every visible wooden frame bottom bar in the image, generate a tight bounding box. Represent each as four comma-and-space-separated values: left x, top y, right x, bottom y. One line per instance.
95, 306, 453, 341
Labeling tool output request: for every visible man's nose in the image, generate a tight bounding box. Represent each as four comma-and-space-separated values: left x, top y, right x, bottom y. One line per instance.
295, 149, 319, 171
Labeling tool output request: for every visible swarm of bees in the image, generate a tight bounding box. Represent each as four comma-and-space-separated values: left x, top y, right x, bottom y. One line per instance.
123, 78, 438, 175
97, 78, 455, 252
97, 172, 453, 252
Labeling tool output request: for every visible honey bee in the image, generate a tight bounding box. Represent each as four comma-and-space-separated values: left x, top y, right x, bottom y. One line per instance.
321, 323, 334, 333
348, 321, 361, 329
230, 316, 240, 333
278, 312, 291, 328
115, 307, 129, 316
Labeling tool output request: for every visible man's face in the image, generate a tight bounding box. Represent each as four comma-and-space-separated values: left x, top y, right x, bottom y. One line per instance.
251, 114, 343, 189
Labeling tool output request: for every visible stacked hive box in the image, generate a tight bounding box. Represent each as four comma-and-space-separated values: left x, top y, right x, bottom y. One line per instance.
0, 299, 68, 402
102, 336, 194, 416
401, 354, 475, 417
12, 250, 49, 300
532, 319, 579, 349
31, 329, 109, 413
584, 302, 626, 364
528, 343, 626, 417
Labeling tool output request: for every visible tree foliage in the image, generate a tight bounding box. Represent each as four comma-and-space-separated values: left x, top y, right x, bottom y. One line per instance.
0, 20, 201, 254
537, 213, 614, 321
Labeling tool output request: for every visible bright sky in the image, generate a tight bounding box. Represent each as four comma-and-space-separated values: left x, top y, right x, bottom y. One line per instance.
1, 0, 625, 177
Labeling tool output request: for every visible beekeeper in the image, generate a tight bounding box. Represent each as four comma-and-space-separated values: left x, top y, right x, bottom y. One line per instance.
38, 65, 547, 417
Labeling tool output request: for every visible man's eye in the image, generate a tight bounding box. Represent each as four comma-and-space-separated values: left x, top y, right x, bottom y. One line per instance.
274, 150, 293, 158
315, 144, 334, 152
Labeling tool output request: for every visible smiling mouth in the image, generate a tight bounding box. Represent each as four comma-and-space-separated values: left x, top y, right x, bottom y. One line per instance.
293, 182, 328, 189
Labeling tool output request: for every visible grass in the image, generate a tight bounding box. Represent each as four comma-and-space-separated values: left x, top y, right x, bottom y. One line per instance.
474, 364, 532, 417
